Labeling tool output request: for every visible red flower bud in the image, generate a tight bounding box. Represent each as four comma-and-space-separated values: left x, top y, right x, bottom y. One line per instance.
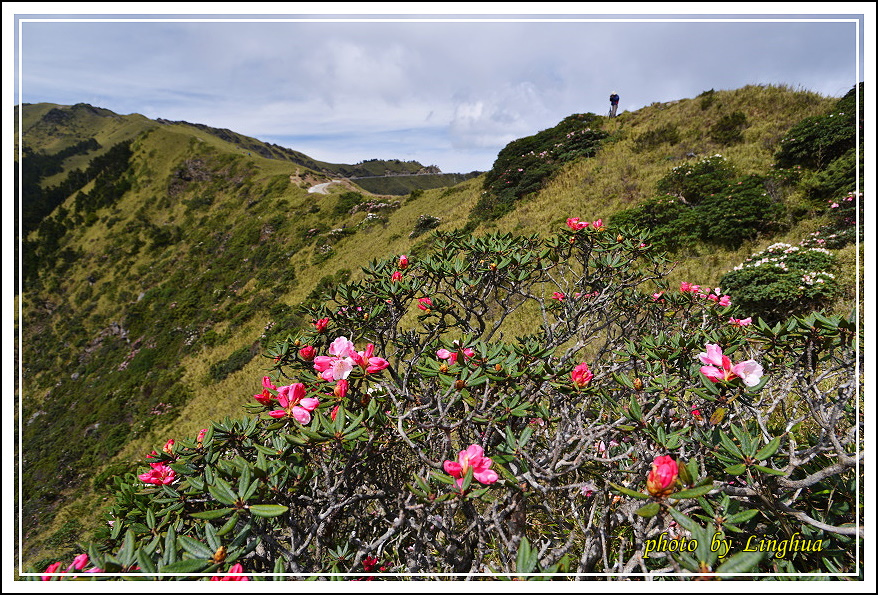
646, 455, 678, 497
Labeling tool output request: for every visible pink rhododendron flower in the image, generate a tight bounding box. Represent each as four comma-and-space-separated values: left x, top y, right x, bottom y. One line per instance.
334, 379, 348, 399
139, 462, 176, 485
729, 317, 752, 327
592, 218, 604, 229
299, 345, 316, 361
417, 297, 433, 311
197, 428, 207, 444
313, 337, 357, 381
646, 455, 678, 497
269, 383, 320, 424
162, 439, 175, 455
211, 563, 249, 581
253, 376, 277, 406
398, 254, 409, 269
437, 347, 475, 365
443, 444, 499, 488
571, 362, 594, 387
566, 217, 590, 231
551, 291, 566, 301
42, 562, 62, 580
581, 481, 597, 497
698, 343, 764, 387
350, 342, 390, 373
391, 271, 403, 282
313, 317, 329, 332
652, 291, 665, 301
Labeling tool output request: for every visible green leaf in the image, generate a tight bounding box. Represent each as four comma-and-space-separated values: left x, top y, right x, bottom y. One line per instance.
159, 558, 211, 573
177, 535, 214, 559
754, 436, 782, 461
248, 504, 289, 518
135, 549, 157, 574
724, 463, 747, 475
726, 509, 759, 524
516, 536, 538, 574
719, 431, 743, 459
671, 485, 714, 499
715, 550, 766, 573
753, 464, 787, 476
635, 502, 661, 517
190, 508, 234, 520
607, 482, 650, 500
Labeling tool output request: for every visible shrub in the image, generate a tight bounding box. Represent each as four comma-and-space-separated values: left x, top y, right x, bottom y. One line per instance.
695, 174, 784, 249
632, 124, 681, 153
46, 224, 860, 579
656, 154, 736, 205
333, 191, 365, 216
409, 214, 442, 238
774, 84, 861, 170
720, 242, 839, 322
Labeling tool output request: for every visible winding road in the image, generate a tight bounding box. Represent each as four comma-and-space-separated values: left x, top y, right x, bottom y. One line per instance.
307, 180, 343, 194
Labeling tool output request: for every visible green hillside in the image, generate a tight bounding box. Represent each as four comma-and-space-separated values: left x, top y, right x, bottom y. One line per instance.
15, 84, 862, 571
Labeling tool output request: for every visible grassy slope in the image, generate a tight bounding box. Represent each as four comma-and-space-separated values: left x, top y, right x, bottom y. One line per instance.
20, 84, 856, 567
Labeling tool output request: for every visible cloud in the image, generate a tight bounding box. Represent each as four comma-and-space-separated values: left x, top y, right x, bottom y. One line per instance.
16, 15, 863, 172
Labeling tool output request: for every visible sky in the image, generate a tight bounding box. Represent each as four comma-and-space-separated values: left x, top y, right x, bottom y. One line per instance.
8, 4, 872, 173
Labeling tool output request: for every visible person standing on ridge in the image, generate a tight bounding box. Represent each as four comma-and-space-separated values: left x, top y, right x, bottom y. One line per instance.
609, 92, 620, 117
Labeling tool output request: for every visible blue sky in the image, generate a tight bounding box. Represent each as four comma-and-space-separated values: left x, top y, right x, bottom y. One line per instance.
9, 5, 871, 173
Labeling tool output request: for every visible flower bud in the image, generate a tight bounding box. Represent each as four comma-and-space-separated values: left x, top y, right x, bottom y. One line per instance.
646, 455, 678, 497
299, 345, 316, 361
454, 379, 466, 390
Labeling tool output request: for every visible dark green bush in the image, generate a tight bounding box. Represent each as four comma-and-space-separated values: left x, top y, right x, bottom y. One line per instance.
334, 191, 365, 216
632, 124, 681, 153
721, 242, 838, 322
698, 88, 716, 110
656, 154, 736, 204
695, 174, 784, 249
774, 84, 861, 170
709, 110, 748, 145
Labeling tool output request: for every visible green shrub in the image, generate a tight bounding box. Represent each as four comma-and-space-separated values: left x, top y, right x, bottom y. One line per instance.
656, 154, 736, 204
709, 110, 748, 145
774, 84, 861, 170
334, 191, 365, 216
695, 174, 784, 249
632, 124, 681, 153
721, 242, 839, 322
698, 88, 717, 110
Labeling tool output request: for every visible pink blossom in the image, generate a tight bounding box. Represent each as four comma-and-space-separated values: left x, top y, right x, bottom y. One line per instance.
729, 317, 752, 327
592, 218, 604, 229
269, 383, 320, 424
211, 563, 249, 581
138, 462, 176, 485
717, 295, 732, 307
42, 562, 62, 580
581, 481, 597, 497
566, 217, 590, 231
334, 379, 348, 399
350, 342, 390, 373
162, 439, 175, 455
417, 297, 433, 311
67, 554, 89, 572
698, 343, 764, 387
551, 291, 566, 301
437, 346, 475, 365
652, 291, 665, 301
299, 345, 316, 361
253, 376, 277, 406
398, 254, 409, 269
571, 362, 594, 387
391, 271, 403, 282
443, 444, 499, 488
313, 317, 329, 333
313, 337, 357, 381
197, 428, 207, 444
